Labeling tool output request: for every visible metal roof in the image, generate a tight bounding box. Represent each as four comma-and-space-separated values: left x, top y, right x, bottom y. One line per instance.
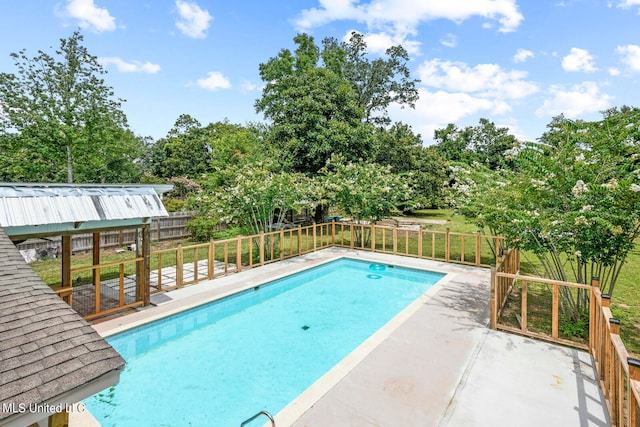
0, 184, 171, 238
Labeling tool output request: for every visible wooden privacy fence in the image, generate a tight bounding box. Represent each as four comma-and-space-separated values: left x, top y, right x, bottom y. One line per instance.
147, 222, 501, 292
491, 250, 640, 426
17, 211, 202, 253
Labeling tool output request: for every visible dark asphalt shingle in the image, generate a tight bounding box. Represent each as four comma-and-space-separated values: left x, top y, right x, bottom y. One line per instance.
0, 226, 125, 422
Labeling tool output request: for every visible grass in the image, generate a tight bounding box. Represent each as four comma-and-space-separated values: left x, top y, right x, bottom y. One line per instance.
29, 208, 640, 354
407, 209, 640, 356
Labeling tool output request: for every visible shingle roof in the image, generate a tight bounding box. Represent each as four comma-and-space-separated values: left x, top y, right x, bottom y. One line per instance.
0, 226, 125, 424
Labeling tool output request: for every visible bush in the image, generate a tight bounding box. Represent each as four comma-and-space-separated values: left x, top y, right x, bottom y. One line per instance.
163, 198, 186, 212
186, 216, 220, 241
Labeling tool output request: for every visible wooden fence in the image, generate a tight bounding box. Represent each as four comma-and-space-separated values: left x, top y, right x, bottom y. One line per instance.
491, 249, 640, 426
147, 222, 501, 292
67, 219, 640, 423
17, 211, 203, 254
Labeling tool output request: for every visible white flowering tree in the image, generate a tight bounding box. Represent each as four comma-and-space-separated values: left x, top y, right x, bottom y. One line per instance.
450, 107, 640, 323
320, 155, 419, 245
188, 162, 315, 256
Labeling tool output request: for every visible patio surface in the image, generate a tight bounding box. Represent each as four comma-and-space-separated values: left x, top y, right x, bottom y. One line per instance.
87, 248, 610, 427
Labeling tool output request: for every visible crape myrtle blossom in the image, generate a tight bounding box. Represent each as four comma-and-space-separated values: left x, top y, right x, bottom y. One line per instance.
450, 107, 640, 315
571, 180, 589, 196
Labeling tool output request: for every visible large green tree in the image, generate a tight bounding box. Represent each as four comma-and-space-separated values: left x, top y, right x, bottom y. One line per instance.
434, 118, 519, 170
256, 34, 375, 175
148, 116, 266, 180
322, 32, 419, 125
0, 31, 141, 183
374, 123, 448, 209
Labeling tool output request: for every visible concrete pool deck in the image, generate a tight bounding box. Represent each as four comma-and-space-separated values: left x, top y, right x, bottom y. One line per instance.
89, 248, 610, 427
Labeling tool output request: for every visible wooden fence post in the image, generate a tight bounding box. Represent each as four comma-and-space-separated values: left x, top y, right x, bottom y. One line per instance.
628, 358, 640, 426
445, 227, 450, 263
475, 231, 481, 266
350, 225, 355, 249
280, 229, 285, 259
61, 236, 72, 306
236, 236, 242, 272
208, 239, 215, 279
551, 283, 559, 339
259, 232, 265, 266
371, 224, 376, 252
393, 228, 398, 255
313, 223, 317, 251
490, 264, 497, 329
590, 276, 600, 351
139, 225, 150, 306
176, 243, 183, 288
417, 228, 423, 258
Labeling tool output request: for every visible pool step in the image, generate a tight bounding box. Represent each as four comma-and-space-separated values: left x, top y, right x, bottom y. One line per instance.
240, 410, 275, 426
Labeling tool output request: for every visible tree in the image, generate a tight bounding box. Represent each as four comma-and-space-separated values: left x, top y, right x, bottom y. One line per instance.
150, 115, 212, 179
450, 107, 640, 326
188, 161, 315, 256
320, 155, 419, 245
258, 66, 375, 174
322, 32, 419, 125
0, 31, 139, 183
256, 33, 375, 175
434, 119, 519, 170
147, 117, 266, 181
374, 123, 449, 209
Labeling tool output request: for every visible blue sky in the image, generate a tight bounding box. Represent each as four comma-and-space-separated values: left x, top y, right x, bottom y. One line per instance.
1, 0, 639, 144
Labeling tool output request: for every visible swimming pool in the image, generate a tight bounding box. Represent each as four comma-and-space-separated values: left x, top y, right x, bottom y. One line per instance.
84, 258, 445, 426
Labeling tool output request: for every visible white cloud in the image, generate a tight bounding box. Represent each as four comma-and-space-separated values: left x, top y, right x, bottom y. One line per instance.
418, 59, 539, 99
393, 59, 539, 143
514, 48, 534, 63
440, 34, 457, 48
195, 71, 231, 91
388, 88, 511, 144
295, 0, 523, 56
175, 0, 213, 39
240, 80, 260, 93
295, 0, 523, 33
609, 67, 621, 76
535, 82, 613, 118
414, 90, 497, 123
345, 30, 421, 55
616, 44, 640, 71
99, 57, 161, 74
62, 0, 116, 32
562, 48, 597, 72
616, 0, 640, 12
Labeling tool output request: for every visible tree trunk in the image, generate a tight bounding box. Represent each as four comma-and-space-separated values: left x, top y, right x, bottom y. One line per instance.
66, 144, 73, 183
314, 204, 329, 224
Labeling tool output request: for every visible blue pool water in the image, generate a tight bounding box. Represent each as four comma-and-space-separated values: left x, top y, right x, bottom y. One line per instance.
84, 258, 444, 426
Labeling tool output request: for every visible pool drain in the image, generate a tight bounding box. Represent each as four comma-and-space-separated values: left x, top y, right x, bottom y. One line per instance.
369, 264, 386, 271
301, 325, 310, 331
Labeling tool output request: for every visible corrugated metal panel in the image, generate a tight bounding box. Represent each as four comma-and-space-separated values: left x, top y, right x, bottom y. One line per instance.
0, 185, 169, 228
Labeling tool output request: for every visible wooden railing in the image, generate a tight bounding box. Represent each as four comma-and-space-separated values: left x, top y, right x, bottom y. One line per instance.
147, 222, 498, 292
149, 223, 335, 292
332, 222, 500, 267
65, 257, 145, 320
491, 251, 640, 426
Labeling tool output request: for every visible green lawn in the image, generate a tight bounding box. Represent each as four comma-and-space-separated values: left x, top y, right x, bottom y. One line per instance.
408, 209, 640, 356
29, 208, 640, 355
